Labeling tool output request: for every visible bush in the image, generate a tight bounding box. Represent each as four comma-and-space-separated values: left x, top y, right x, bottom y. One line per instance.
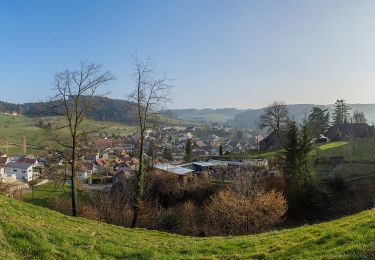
176, 201, 202, 236
161, 209, 180, 231
144, 171, 180, 207
287, 182, 328, 220
328, 173, 348, 192
203, 189, 287, 236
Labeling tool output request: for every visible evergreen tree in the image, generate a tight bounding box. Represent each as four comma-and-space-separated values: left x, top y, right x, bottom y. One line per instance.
163, 147, 174, 161
147, 141, 155, 164
332, 100, 351, 125
219, 145, 224, 156
307, 107, 330, 138
282, 121, 300, 184
184, 139, 193, 162
282, 121, 315, 187
282, 121, 325, 219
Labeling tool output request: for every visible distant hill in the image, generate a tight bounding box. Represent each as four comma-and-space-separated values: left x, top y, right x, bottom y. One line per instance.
168, 108, 243, 123
170, 104, 375, 129
3, 99, 375, 129
0, 97, 138, 125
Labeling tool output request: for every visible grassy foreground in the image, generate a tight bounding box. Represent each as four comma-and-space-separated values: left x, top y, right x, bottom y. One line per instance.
0, 196, 374, 259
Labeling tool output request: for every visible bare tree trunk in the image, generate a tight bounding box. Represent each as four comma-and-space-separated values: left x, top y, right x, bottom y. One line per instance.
128, 54, 172, 228
131, 130, 144, 228
71, 142, 78, 216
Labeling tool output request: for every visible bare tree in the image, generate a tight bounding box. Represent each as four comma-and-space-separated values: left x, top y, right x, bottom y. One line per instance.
48, 61, 115, 216
257, 101, 290, 133
128, 54, 172, 227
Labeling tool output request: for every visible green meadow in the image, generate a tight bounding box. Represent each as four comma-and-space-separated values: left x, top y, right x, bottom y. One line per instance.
0, 195, 374, 259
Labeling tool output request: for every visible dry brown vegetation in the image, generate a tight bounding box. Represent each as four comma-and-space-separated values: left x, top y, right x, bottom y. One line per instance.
74, 169, 288, 236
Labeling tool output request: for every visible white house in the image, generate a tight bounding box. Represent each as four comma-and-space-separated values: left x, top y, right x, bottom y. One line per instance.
4, 162, 35, 181
77, 170, 92, 181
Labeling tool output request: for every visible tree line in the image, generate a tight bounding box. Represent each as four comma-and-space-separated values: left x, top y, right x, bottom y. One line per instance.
257, 99, 369, 138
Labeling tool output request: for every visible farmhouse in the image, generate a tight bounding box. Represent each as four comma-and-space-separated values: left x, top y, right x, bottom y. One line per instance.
326, 123, 375, 140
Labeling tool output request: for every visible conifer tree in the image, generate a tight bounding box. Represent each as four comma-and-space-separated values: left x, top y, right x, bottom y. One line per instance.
332, 100, 351, 125
184, 139, 193, 162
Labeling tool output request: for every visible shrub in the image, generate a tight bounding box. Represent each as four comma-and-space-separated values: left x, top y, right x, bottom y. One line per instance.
176, 201, 202, 236
203, 189, 287, 236
328, 173, 348, 192
287, 182, 328, 220
144, 171, 180, 207
161, 209, 180, 231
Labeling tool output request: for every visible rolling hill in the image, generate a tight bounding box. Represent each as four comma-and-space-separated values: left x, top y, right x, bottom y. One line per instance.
0, 195, 374, 259
3, 98, 375, 130
170, 103, 375, 129
168, 108, 243, 123
0, 97, 139, 125
0, 113, 136, 156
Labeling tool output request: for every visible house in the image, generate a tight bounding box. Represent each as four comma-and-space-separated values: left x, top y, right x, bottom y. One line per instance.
192, 147, 209, 157
4, 162, 36, 181
77, 170, 91, 181
93, 158, 107, 173
18, 157, 38, 167
76, 162, 95, 181
115, 157, 139, 174
153, 163, 194, 185
222, 144, 234, 153
259, 130, 286, 151
326, 123, 375, 141
194, 140, 207, 150
82, 153, 100, 162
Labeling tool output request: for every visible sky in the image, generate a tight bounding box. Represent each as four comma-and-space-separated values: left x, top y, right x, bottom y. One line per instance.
1, 0, 375, 109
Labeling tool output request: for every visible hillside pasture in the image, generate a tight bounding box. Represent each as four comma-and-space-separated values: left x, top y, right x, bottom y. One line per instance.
0, 114, 136, 156
1, 195, 375, 259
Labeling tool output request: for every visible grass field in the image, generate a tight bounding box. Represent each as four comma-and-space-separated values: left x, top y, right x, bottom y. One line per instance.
0, 114, 136, 156
0, 195, 374, 259
22, 183, 94, 209
317, 138, 375, 162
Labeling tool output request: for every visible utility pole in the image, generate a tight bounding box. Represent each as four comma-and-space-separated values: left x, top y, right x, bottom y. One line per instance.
22, 135, 27, 155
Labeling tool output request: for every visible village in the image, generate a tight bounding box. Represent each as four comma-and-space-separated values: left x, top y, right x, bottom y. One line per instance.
1, 111, 374, 197
0, 121, 272, 193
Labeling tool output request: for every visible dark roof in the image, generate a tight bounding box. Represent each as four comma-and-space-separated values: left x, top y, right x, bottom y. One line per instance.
5, 162, 34, 169
259, 130, 285, 151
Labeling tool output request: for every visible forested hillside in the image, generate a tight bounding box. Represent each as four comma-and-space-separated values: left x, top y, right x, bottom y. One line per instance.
0, 97, 138, 125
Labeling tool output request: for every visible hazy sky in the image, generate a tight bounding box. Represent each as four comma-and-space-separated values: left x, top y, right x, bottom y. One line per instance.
1, 0, 375, 108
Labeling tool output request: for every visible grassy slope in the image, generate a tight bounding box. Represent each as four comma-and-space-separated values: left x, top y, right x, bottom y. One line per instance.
0, 114, 136, 156
22, 183, 94, 209
0, 196, 374, 259
318, 138, 375, 161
